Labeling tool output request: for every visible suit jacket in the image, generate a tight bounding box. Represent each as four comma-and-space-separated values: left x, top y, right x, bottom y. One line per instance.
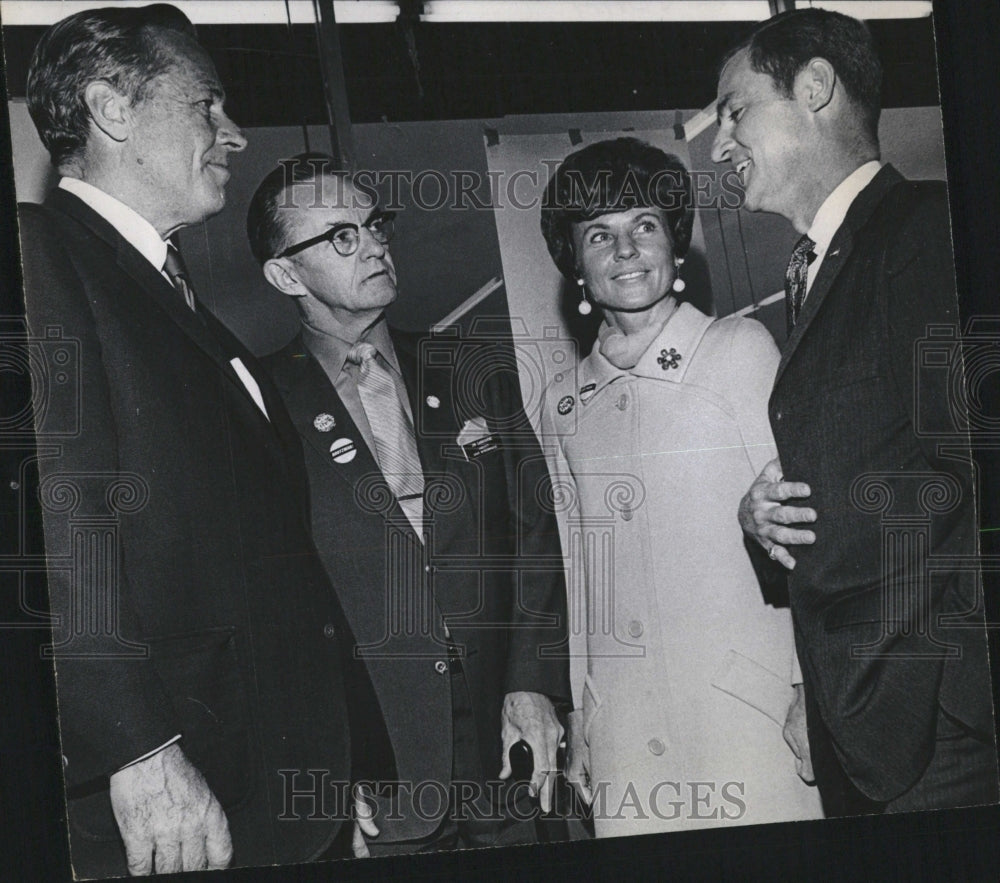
18, 189, 355, 873
264, 329, 571, 843
770, 165, 993, 803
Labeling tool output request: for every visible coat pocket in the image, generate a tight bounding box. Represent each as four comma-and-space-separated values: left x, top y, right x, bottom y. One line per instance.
709, 650, 793, 727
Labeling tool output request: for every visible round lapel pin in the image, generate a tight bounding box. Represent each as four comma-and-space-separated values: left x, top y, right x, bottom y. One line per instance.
426, 395, 441, 409
313, 412, 336, 432
329, 438, 357, 464
557, 395, 575, 415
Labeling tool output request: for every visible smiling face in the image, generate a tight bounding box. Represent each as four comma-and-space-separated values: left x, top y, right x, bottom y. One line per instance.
571, 207, 676, 314
278, 179, 399, 322
711, 48, 812, 223
127, 30, 246, 236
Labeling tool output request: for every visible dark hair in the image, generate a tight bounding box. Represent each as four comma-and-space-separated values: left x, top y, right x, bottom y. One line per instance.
246, 153, 351, 265
540, 137, 693, 281
26, 4, 197, 169
722, 8, 882, 138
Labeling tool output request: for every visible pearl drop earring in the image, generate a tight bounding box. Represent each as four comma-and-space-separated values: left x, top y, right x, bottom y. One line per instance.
672, 257, 686, 293
576, 278, 593, 315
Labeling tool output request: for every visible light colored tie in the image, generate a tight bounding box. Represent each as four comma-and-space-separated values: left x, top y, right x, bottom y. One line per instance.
348, 341, 425, 537
163, 244, 197, 311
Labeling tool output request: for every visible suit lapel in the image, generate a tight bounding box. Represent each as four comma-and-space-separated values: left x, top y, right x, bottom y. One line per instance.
775, 165, 905, 385
270, 338, 412, 529
390, 329, 463, 474
48, 189, 271, 422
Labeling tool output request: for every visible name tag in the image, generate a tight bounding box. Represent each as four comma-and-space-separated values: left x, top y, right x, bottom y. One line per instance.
463, 435, 500, 460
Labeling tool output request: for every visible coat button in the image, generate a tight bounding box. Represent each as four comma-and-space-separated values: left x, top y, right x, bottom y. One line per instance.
621, 506, 633, 521
617, 394, 629, 411
434, 660, 448, 674
323, 623, 336, 638
647, 738, 665, 756
628, 620, 643, 638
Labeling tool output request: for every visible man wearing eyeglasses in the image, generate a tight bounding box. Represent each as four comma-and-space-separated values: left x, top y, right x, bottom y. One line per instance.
247, 153, 571, 856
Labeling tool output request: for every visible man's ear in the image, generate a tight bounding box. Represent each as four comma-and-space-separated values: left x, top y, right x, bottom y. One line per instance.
83, 81, 131, 143
263, 257, 306, 297
797, 58, 836, 113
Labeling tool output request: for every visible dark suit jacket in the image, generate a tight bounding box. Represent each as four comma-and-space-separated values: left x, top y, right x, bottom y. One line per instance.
264, 329, 571, 843
18, 189, 354, 873
770, 165, 992, 803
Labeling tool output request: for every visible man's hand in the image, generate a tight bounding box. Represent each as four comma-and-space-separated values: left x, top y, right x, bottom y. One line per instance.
564, 709, 593, 806
783, 684, 815, 784
499, 691, 564, 813
109, 743, 232, 875
351, 783, 380, 858
739, 458, 817, 570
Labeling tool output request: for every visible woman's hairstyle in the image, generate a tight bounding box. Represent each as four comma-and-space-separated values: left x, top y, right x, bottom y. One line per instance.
540, 137, 693, 280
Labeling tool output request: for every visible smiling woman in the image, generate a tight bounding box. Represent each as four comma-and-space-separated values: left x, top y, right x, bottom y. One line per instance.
538, 136, 824, 838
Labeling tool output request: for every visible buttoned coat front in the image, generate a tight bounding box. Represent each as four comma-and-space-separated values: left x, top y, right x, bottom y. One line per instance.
542, 303, 822, 837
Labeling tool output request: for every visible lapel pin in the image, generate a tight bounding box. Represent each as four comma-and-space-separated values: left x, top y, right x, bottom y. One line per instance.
657, 348, 682, 370
329, 438, 357, 464
313, 413, 336, 432
557, 395, 575, 415
426, 395, 441, 409
579, 382, 597, 403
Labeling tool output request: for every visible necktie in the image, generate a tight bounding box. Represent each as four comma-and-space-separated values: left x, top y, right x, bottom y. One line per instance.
348, 341, 425, 537
784, 233, 816, 334
163, 244, 197, 311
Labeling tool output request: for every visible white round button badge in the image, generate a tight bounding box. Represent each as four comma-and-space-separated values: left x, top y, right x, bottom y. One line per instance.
329, 438, 357, 463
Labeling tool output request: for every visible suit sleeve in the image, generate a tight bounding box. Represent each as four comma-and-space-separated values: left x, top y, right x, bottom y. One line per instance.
19, 205, 178, 783
480, 345, 571, 708
883, 184, 964, 469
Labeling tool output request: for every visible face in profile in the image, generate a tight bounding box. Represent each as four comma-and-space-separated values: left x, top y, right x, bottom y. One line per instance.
571, 206, 677, 314
711, 48, 810, 221
126, 29, 247, 234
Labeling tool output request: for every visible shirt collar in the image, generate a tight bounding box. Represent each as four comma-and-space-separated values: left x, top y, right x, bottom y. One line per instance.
301, 313, 401, 378
59, 177, 168, 272
807, 160, 882, 257
578, 302, 714, 399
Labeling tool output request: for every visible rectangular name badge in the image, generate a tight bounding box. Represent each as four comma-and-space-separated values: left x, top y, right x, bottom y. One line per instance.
462, 434, 500, 460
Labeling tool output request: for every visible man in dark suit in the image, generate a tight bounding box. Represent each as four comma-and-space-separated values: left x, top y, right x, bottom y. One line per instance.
19, 7, 364, 875
247, 154, 571, 855
713, 9, 997, 815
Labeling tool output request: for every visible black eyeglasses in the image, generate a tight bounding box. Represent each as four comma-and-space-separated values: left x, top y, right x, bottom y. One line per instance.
276, 211, 396, 259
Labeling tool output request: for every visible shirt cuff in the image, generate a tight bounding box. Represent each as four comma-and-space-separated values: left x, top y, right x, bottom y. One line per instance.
116, 734, 182, 772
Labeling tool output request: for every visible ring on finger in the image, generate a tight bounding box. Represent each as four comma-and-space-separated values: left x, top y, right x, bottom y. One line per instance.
768, 545, 779, 561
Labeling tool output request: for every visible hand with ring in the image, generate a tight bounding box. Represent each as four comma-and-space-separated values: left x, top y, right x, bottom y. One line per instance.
739, 458, 817, 571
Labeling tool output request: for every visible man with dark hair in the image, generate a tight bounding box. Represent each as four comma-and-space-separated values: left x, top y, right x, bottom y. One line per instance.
19, 6, 363, 875
713, 8, 997, 815
247, 154, 571, 856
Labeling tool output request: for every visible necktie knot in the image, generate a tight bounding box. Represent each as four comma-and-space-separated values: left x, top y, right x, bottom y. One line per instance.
163, 245, 197, 311
347, 341, 378, 367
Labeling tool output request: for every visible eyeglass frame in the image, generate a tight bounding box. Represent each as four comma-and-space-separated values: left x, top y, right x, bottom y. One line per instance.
275, 209, 397, 259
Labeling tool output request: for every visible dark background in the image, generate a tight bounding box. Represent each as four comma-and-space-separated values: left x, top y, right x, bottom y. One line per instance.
3, 2, 1000, 880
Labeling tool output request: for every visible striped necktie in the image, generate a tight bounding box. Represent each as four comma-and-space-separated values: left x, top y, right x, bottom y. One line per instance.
163, 244, 197, 311
784, 233, 816, 334
348, 341, 425, 537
